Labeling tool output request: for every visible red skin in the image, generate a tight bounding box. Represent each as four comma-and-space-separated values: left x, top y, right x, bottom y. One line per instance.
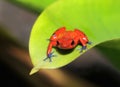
47, 27, 89, 57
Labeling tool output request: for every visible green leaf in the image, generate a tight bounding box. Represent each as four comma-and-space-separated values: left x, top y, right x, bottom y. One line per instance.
29, 0, 120, 75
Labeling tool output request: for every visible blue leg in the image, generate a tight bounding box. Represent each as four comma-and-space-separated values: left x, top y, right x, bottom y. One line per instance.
78, 41, 92, 53
43, 52, 56, 62
78, 46, 87, 53
87, 41, 92, 45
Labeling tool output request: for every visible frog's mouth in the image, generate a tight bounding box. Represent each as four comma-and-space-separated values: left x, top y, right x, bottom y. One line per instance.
58, 44, 75, 50
59, 47, 72, 49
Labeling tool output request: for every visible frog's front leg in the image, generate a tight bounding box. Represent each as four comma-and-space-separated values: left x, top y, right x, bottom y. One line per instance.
79, 38, 87, 52
44, 41, 57, 62
44, 51, 55, 62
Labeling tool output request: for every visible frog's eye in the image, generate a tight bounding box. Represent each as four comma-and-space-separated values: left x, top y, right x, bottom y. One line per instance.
57, 41, 60, 45
71, 40, 75, 45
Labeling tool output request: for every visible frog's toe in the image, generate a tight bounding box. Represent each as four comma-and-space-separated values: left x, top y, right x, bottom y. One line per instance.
43, 57, 49, 61
87, 41, 92, 45
43, 52, 56, 62
78, 46, 87, 53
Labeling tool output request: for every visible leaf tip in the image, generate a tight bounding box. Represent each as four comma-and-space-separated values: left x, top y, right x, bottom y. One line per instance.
29, 67, 40, 75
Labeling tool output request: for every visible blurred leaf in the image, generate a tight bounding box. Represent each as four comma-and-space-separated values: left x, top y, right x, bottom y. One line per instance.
9, 0, 57, 13
29, 0, 120, 75
97, 39, 120, 69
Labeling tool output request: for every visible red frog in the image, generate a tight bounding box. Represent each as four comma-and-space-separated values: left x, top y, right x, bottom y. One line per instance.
44, 27, 91, 62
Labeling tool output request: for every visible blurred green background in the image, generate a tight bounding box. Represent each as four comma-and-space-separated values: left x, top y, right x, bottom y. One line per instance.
1, 0, 120, 87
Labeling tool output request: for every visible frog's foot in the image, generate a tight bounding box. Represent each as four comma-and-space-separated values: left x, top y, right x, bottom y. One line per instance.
43, 52, 56, 62
78, 46, 87, 53
87, 41, 92, 45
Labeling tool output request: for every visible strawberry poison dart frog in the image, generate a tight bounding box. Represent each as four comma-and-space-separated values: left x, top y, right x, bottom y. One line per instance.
44, 27, 91, 62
